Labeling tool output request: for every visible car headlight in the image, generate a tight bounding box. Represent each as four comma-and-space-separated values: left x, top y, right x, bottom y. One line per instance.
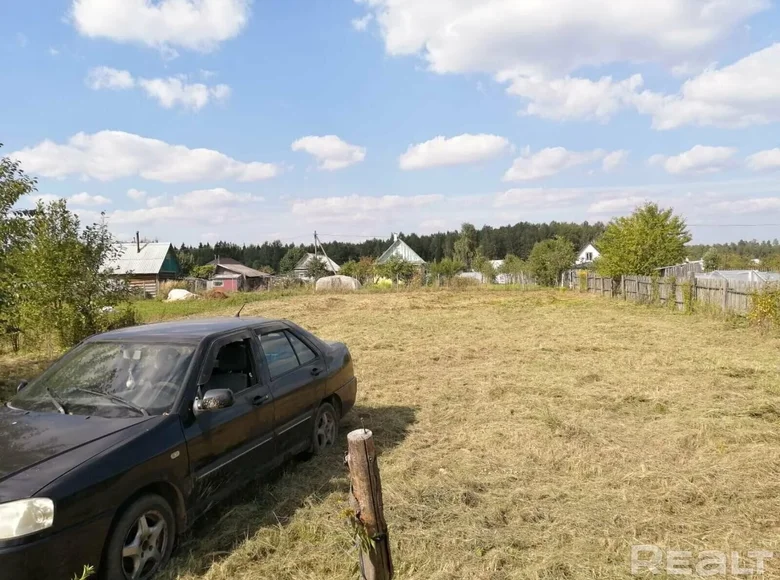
0, 498, 55, 540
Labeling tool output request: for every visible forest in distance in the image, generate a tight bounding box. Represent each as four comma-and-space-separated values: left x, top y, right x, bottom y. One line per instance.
172, 220, 780, 275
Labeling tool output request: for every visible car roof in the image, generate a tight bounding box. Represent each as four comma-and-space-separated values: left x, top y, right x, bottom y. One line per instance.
91, 317, 280, 343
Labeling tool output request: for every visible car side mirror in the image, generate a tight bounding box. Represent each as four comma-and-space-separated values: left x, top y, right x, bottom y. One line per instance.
193, 388, 234, 416
16, 380, 28, 393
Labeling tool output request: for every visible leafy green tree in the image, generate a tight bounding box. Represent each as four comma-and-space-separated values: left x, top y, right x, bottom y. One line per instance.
15, 200, 126, 346
702, 248, 719, 272
453, 223, 478, 269
528, 236, 576, 286
499, 254, 529, 283
376, 255, 415, 285
191, 264, 215, 279
340, 257, 375, 284
0, 145, 36, 335
279, 246, 307, 273
596, 203, 691, 278
305, 256, 329, 280
429, 258, 465, 282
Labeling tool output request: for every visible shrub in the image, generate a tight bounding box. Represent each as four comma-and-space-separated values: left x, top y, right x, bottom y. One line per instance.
749, 285, 780, 329
98, 306, 139, 333
374, 278, 393, 289
651, 275, 660, 305
682, 280, 695, 314
578, 270, 588, 293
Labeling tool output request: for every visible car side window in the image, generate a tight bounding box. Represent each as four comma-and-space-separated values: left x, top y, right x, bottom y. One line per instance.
205, 338, 257, 394
259, 332, 300, 380
287, 332, 317, 365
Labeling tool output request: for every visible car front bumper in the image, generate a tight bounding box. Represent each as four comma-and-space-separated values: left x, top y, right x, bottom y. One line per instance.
0, 513, 112, 580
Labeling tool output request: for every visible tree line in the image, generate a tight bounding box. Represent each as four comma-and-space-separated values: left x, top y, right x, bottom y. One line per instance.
175, 221, 607, 275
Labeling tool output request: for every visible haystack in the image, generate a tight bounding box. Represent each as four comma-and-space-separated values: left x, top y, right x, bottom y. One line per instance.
315, 275, 361, 291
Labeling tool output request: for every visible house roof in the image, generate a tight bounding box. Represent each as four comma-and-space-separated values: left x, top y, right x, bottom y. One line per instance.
206, 257, 241, 266
108, 242, 175, 275
293, 253, 340, 273
214, 262, 271, 278
577, 242, 600, 255
376, 237, 426, 265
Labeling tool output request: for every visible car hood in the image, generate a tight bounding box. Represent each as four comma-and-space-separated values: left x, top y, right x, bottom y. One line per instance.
0, 405, 155, 497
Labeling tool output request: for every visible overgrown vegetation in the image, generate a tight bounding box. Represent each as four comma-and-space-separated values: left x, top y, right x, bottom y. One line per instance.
29, 288, 766, 580
596, 202, 690, 278
1, 149, 127, 351
748, 284, 780, 329
528, 236, 575, 286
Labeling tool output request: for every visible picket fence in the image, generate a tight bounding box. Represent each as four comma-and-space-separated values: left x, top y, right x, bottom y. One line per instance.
561, 270, 768, 315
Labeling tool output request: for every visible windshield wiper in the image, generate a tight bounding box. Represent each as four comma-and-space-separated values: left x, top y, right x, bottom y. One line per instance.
45, 387, 69, 414
74, 388, 149, 417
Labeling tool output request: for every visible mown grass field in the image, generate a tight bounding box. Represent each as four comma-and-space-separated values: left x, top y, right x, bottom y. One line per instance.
3, 288, 780, 579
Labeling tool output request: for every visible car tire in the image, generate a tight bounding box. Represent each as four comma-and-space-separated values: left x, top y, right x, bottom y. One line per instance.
310, 402, 339, 455
102, 494, 176, 580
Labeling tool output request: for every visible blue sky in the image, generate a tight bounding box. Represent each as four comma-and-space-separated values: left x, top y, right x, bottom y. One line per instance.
2, 0, 780, 246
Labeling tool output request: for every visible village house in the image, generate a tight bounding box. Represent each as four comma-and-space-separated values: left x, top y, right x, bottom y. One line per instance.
293, 253, 340, 279
206, 257, 272, 292
575, 242, 600, 267
376, 234, 426, 266
108, 234, 180, 297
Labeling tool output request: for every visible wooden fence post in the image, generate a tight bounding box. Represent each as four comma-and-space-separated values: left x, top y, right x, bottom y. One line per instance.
346, 429, 393, 580
722, 278, 729, 312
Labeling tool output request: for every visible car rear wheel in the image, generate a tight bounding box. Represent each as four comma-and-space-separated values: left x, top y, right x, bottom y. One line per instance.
311, 402, 339, 454
103, 494, 176, 580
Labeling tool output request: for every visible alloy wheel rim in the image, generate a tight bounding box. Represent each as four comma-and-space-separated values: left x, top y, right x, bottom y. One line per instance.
121, 510, 168, 580
316, 411, 336, 448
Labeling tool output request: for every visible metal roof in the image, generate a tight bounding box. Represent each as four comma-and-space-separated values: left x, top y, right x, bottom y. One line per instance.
293, 253, 340, 273
376, 238, 426, 265
108, 243, 174, 275
214, 263, 271, 278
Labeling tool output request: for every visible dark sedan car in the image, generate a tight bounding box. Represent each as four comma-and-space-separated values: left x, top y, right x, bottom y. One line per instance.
0, 317, 357, 580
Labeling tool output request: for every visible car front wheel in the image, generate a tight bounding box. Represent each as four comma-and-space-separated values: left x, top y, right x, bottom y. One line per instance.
311, 402, 339, 454
103, 494, 176, 580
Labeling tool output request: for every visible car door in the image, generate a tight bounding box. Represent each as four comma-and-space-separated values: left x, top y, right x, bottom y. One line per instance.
256, 324, 327, 457
182, 331, 275, 514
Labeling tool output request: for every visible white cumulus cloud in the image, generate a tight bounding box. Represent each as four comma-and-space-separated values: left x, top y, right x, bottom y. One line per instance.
86, 68, 230, 110
357, 0, 766, 76
746, 148, 780, 172
649, 145, 737, 175
499, 73, 643, 122
138, 77, 231, 110
711, 197, 780, 214
399, 134, 511, 170
494, 187, 585, 208
86, 66, 135, 90
291, 194, 444, 223
291, 135, 366, 171
588, 196, 647, 214
71, 0, 251, 53
602, 150, 629, 172
351, 14, 373, 31
68, 192, 111, 206
503, 147, 609, 182
127, 188, 147, 200
12, 130, 280, 183
635, 44, 780, 129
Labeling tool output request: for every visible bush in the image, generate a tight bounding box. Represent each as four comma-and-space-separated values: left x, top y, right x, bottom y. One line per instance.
99, 306, 139, 333
749, 285, 780, 329
682, 280, 695, 314
578, 270, 588, 293
374, 279, 393, 289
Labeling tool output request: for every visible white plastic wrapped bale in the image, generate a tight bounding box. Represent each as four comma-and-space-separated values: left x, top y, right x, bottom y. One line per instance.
315, 275, 361, 291
166, 288, 198, 301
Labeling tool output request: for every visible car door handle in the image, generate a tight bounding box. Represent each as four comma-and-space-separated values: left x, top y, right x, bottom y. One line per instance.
252, 394, 270, 406
311, 367, 322, 376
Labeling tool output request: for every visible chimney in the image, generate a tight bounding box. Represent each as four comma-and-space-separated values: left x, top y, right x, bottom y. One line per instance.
136, 231, 140, 253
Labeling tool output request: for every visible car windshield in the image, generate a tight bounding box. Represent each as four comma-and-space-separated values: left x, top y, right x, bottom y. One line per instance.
10, 342, 195, 418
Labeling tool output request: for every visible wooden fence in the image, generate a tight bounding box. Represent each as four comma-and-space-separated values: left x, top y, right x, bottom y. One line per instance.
562, 270, 768, 315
